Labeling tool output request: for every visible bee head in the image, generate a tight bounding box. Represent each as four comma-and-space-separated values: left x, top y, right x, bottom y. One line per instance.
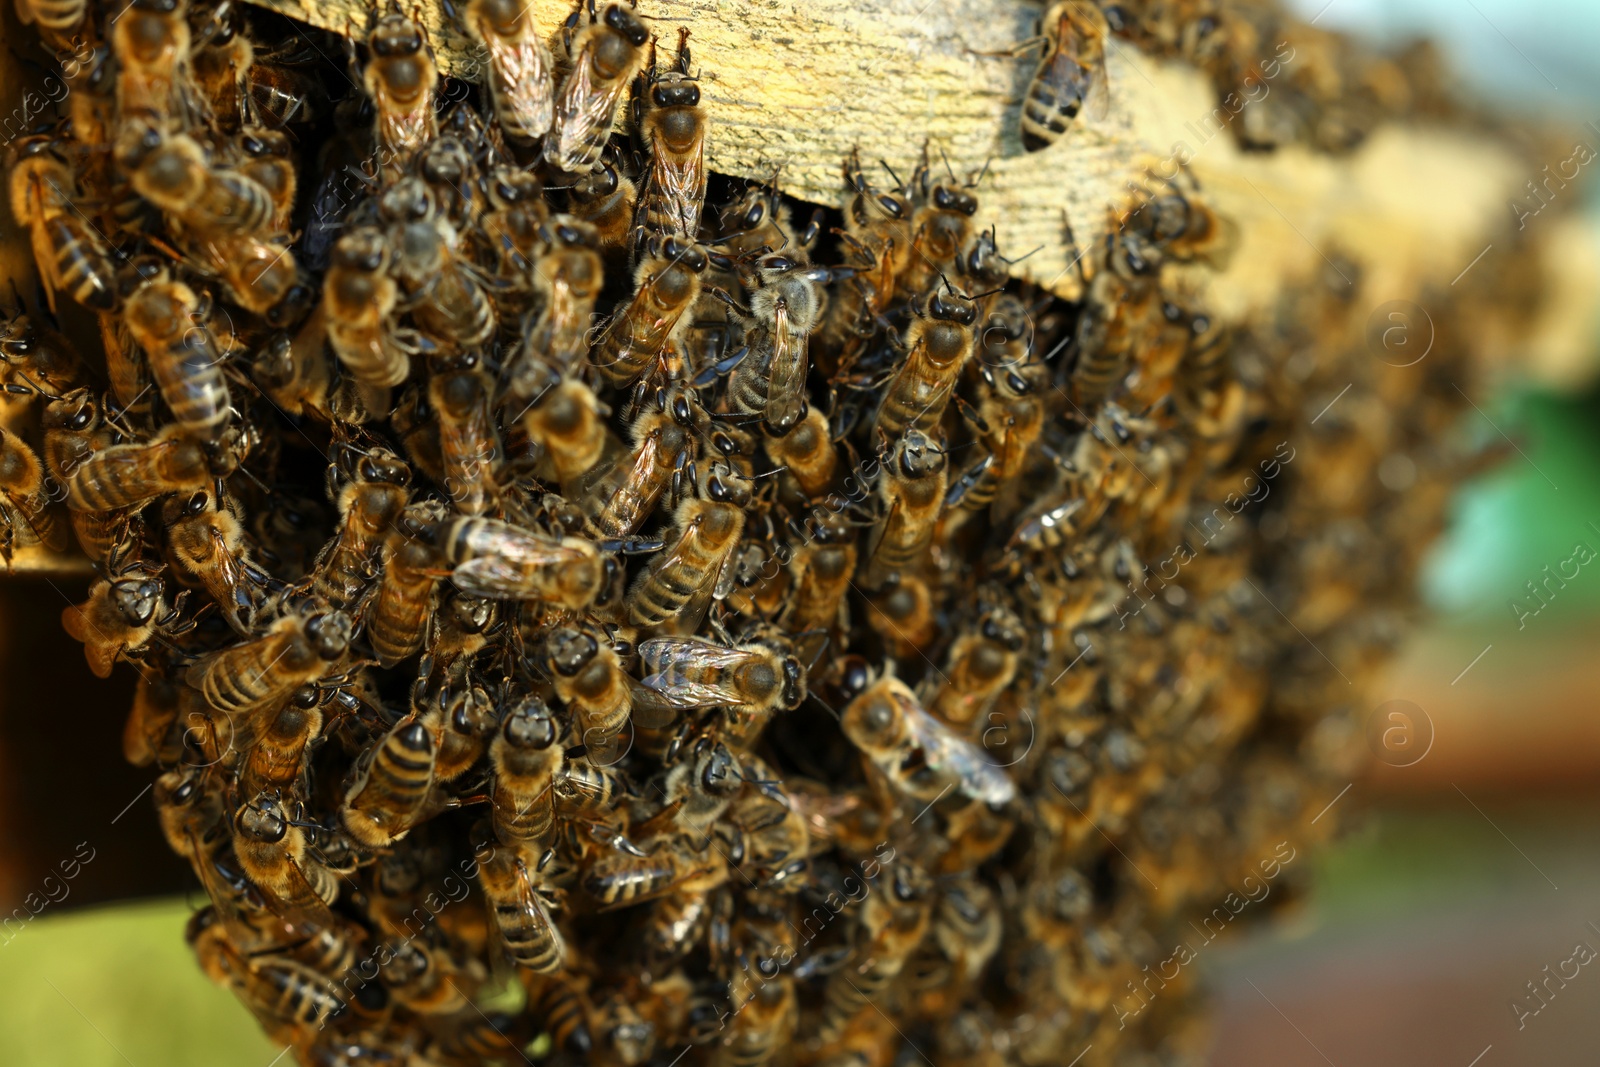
235, 792, 289, 844
305, 610, 353, 660
702, 462, 752, 506
548, 626, 599, 676
370, 13, 424, 57
503, 697, 559, 750
604, 3, 650, 46
111, 572, 164, 627
932, 184, 979, 217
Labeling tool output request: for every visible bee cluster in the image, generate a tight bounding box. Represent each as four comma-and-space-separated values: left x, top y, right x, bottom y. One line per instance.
0, 0, 1512, 1065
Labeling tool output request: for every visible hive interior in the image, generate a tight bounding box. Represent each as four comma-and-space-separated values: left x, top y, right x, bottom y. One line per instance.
0, 0, 1534, 1065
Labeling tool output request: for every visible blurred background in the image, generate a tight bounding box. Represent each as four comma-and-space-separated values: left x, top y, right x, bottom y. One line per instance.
2, 0, 1599, 1064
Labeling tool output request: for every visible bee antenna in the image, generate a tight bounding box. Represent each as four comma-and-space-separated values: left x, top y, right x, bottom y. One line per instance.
971, 155, 994, 188
6, 370, 60, 402
938, 145, 957, 183
878, 159, 906, 190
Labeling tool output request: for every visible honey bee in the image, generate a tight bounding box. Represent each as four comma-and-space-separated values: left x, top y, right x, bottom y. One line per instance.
546, 625, 633, 745
14, 0, 87, 51
239, 691, 322, 799
582, 831, 725, 909
526, 972, 596, 1056
948, 332, 1047, 522
511, 216, 604, 381
1021, 1, 1111, 151
721, 779, 810, 887
764, 406, 838, 501
590, 236, 709, 388
381, 180, 498, 353
723, 253, 834, 436
341, 717, 435, 848
232, 790, 339, 925
783, 512, 857, 636
840, 674, 1015, 805
0, 307, 85, 396
323, 227, 410, 389
188, 605, 353, 715
586, 382, 700, 537
62, 557, 173, 678
476, 837, 566, 973
545, 1, 651, 174
840, 148, 914, 291
432, 1010, 531, 1064
860, 429, 947, 589
872, 286, 979, 439
637, 633, 805, 739
368, 502, 445, 668
715, 179, 818, 262
311, 446, 410, 612
66, 423, 234, 513
490, 695, 563, 853
429, 680, 500, 783
568, 158, 639, 249
478, 166, 548, 301
818, 862, 933, 1040
230, 951, 351, 1046
123, 675, 186, 768
111, 0, 198, 126
519, 378, 609, 492
430, 355, 501, 516
460, 0, 555, 144
626, 461, 751, 633
903, 151, 982, 296
926, 602, 1027, 731
864, 573, 938, 659
595, 989, 657, 1066
7, 139, 116, 314
123, 276, 234, 442
715, 972, 796, 1067
552, 753, 634, 816
636, 31, 707, 240
931, 879, 1003, 986
119, 124, 277, 236
378, 939, 469, 1015
0, 427, 67, 560
364, 12, 439, 175
431, 516, 604, 609
236, 126, 298, 231
40, 389, 125, 561
164, 489, 268, 636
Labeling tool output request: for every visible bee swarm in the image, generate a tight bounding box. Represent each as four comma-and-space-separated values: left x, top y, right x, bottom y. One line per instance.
0, 0, 1542, 1065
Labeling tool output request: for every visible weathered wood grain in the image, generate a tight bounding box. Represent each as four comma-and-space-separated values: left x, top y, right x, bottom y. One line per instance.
247, 0, 1524, 312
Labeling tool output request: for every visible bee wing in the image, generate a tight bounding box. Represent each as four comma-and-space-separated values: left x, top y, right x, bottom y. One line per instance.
485, 34, 555, 137
258, 859, 339, 931
594, 428, 668, 535
515, 857, 566, 953
647, 133, 705, 236
552, 45, 629, 158
1081, 41, 1111, 122
900, 696, 1017, 806
1037, 4, 1106, 122
452, 532, 585, 597
764, 302, 808, 433
637, 638, 761, 708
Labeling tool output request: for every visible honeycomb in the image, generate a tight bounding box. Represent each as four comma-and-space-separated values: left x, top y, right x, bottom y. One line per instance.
0, 0, 1538, 1065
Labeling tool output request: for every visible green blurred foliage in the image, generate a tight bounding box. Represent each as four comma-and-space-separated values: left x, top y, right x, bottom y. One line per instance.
0, 898, 278, 1067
